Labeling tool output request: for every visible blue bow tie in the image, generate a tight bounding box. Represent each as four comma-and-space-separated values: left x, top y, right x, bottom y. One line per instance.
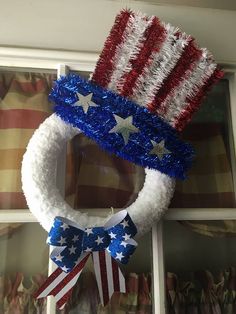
47, 210, 138, 272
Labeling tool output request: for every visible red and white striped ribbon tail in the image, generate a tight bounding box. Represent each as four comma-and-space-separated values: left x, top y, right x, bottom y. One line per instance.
34, 254, 90, 310
92, 250, 126, 306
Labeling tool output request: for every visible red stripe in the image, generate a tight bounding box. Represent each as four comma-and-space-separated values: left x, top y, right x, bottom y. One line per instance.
111, 257, 120, 292
120, 17, 166, 97
91, 9, 132, 88
149, 39, 202, 114
57, 287, 73, 309
99, 251, 110, 305
50, 254, 89, 297
34, 267, 63, 298
174, 68, 224, 131
0, 109, 49, 129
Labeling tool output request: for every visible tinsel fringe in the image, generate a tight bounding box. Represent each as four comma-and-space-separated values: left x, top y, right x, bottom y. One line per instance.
91, 9, 131, 88
132, 24, 189, 107
120, 16, 166, 97
108, 12, 153, 92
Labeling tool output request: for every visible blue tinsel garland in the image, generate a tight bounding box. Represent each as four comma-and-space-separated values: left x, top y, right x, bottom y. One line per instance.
49, 74, 194, 179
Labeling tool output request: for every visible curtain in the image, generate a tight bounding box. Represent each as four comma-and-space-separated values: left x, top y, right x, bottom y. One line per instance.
166, 268, 236, 314
0, 71, 55, 209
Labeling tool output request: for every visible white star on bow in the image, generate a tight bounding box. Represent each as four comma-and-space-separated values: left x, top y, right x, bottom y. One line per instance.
122, 233, 131, 241
120, 219, 129, 228
109, 115, 139, 145
55, 254, 63, 262
95, 236, 104, 245
109, 231, 117, 239
58, 236, 67, 245
116, 252, 124, 261
72, 235, 80, 242
120, 241, 128, 248
149, 140, 171, 160
69, 245, 76, 255
85, 228, 93, 236
74, 92, 98, 114
61, 266, 70, 272
61, 223, 69, 231
85, 247, 92, 253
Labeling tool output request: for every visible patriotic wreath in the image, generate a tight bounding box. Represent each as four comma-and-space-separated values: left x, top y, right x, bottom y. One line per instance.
21, 9, 222, 309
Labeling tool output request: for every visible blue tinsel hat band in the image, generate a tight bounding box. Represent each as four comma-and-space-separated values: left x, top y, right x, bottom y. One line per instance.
49, 74, 194, 179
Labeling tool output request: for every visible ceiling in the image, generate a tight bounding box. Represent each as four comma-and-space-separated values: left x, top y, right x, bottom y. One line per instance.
131, 0, 236, 10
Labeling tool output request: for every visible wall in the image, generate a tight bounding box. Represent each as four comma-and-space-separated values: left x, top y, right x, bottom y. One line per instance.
0, 0, 235, 64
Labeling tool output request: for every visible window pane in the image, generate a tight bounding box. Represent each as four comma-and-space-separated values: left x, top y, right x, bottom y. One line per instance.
170, 79, 235, 208
164, 220, 236, 313
0, 70, 57, 209
0, 223, 48, 313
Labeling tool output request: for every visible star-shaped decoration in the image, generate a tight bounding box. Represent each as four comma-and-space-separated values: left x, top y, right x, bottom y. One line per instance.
85, 228, 93, 236
61, 266, 70, 272
109, 231, 117, 239
122, 233, 131, 241
55, 254, 63, 262
58, 236, 67, 245
95, 236, 104, 245
149, 140, 171, 160
74, 92, 98, 114
72, 235, 80, 243
116, 252, 124, 261
69, 245, 76, 255
85, 247, 92, 253
120, 241, 128, 248
120, 219, 129, 229
61, 223, 69, 231
109, 115, 139, 145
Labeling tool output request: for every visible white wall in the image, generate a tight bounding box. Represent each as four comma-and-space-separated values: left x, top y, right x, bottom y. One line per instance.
0, 0, 235, 64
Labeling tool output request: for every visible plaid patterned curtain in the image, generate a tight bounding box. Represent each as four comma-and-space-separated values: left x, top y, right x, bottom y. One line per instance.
0, 71, 55, 209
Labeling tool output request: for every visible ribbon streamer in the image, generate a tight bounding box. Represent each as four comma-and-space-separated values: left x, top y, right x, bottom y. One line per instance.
35, 210, 137, 309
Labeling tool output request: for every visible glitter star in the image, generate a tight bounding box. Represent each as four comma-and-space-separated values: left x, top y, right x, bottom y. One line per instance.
72, 235, 80, 242
109, 231, 117, 239
69, 245, 76, 255
120, 241, 128, 248
95, 236, 104, 245
58, 236, 67, 245
109, 115, 139, 145
120, 219, 129, 228
61, 223, 69, 231
55, 254, 63, 262
122, 233, 131, 241
85, 228, 93, 236
149, 140, 171, 160
116, 252, 124, 261
85, 247, 92, 253
74, 92, 98, 114
61, 266, 70, 272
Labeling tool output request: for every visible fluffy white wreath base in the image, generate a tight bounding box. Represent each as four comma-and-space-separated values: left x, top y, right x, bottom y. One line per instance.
21, 114, 175, 236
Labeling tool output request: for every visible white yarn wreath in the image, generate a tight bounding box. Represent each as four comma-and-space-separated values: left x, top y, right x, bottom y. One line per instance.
21, 114, 175, 236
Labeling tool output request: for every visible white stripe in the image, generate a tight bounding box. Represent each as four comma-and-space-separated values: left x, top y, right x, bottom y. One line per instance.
163, 49, 217, 126
55, 270, 83, 302
132, 23, 189, 107
108, 13, 153, 92
118, 268, 126, 293
105, 251, 114, 298
92, 251, 104, 304
37, 271, 67, 298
